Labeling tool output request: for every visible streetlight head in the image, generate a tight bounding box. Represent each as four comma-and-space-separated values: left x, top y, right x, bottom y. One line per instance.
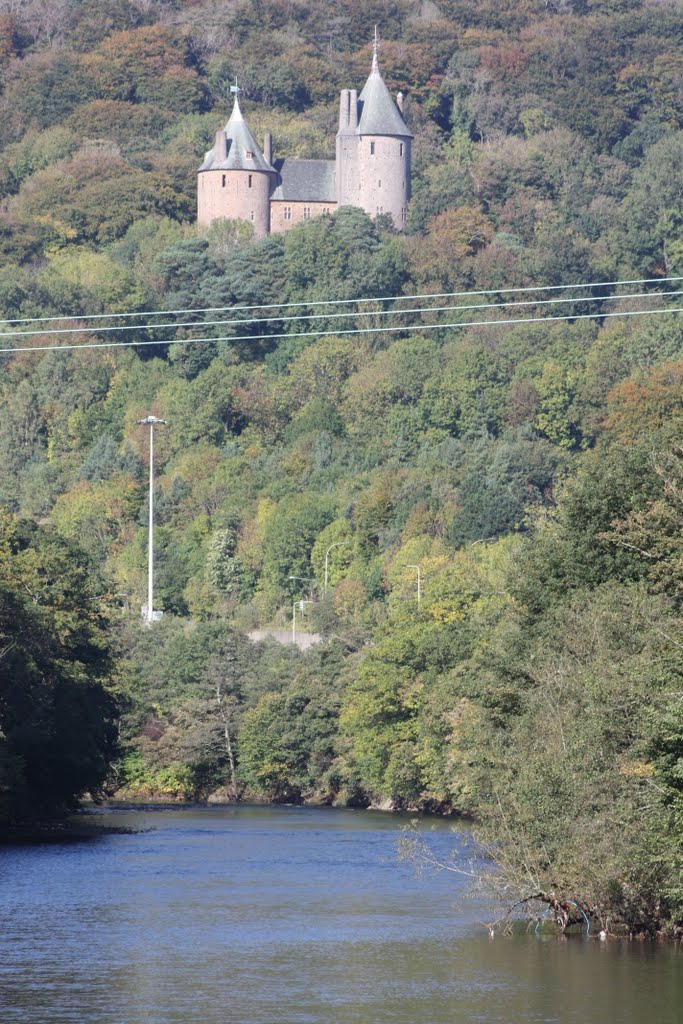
137, 416, 168, 425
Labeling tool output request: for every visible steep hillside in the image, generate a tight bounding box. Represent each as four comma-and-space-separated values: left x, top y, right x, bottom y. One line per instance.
0, 0, 682, 933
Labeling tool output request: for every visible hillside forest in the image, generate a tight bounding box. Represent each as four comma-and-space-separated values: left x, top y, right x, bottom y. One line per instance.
0, 0, 682, 935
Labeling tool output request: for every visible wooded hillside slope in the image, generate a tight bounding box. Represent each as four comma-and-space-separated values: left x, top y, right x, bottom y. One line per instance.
0, 0, 682, 934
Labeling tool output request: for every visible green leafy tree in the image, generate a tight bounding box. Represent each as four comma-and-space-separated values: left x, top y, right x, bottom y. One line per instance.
448, 435, 563, 546
622, 132, 683, 274
259, 492, 335, 598
463, 585, 683, 935
238, 652, 345, 801
0, 514, 118, 825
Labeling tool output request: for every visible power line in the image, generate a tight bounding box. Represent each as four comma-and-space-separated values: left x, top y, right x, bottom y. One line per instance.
1, 288, 680, 341
3, 303, 682, 356
0, 274, 681, 328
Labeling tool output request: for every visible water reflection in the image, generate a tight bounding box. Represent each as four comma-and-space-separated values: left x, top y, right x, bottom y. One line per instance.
0, 806, 680, 1024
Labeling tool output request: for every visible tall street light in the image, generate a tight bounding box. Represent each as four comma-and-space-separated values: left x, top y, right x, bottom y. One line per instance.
324, 540, 350, 594
404, 563, 421, 610
137, 415, 167, 625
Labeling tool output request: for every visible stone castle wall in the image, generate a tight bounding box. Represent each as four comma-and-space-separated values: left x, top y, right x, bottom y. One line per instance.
270, 200, 336, 234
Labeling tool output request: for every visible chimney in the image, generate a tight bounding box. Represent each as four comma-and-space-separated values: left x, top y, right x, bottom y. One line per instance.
348, 89, 358, 130
338, 89, 350, 130
264, 132, 272, 165
214, 129, 227, 163
396, 92, 404, 114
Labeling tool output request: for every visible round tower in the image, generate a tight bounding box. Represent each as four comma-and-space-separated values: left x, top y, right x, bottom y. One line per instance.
335, 41, 412, 229
198, 96, 275, 239
356, 130, 411, 229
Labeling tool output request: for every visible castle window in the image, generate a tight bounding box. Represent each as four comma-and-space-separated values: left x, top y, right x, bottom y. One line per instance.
245, 150, 253, 159
378, 180, 381, 188
222, 174, 226, 187
248, 174, 253, 188
284, 207, 292, 221
402, 207, 408, 223
399, 143, 404, 156
323, 207, 329, 214
250, 211, 255, 221
370, 142, 375, 155
303, 207, 311, 219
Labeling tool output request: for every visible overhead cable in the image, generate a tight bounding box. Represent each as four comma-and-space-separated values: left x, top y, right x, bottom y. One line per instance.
3, 303, 682, 356
0, 288, 680, 340
0, 274, 681, 327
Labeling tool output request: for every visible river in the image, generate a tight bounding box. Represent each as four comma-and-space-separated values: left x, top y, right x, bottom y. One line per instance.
0, 805, 681, 1023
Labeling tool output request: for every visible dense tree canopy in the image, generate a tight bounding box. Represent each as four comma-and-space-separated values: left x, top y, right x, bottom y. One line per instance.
0, 0, 682, 933
0, 513, 118, 825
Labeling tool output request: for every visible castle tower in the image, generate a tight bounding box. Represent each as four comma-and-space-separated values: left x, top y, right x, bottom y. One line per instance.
197, 93, 275, 239
336, 37, 412, 229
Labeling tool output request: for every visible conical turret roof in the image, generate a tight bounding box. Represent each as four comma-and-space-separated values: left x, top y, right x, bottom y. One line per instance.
357, 51, 412, 138
199, 96, 275, 173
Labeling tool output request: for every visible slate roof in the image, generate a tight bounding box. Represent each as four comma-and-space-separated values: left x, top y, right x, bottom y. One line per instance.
198, 97, 275, 173
357, 60, 413, 138
270, 158, 336, 202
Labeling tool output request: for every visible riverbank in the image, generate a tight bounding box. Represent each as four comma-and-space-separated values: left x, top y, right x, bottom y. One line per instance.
105, 784, 462, 816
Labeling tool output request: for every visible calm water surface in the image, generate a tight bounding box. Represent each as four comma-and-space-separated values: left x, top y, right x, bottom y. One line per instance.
0, 805, 681, 1024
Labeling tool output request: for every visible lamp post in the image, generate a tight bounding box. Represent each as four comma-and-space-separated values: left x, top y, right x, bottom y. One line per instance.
137, 415, 167, 625
292, 599, 313, 643
324, 540, 350, 593
404, 563, 421, 610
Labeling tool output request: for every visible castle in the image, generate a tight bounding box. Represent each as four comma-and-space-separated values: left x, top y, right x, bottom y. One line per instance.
197, 43, 412, 238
